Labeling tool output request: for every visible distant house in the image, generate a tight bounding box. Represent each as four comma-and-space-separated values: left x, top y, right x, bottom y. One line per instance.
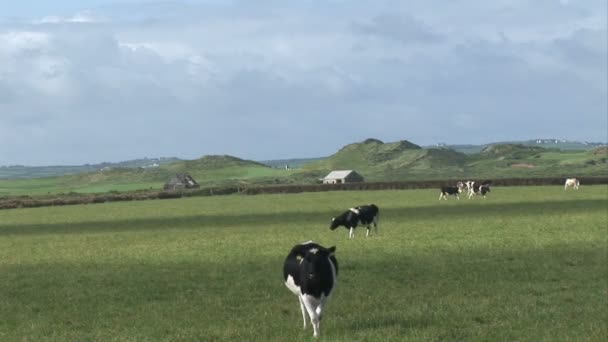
321, 170, 364, 184
164, 173, 199, 191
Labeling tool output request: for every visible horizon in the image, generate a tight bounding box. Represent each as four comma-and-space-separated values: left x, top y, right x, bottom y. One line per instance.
1, 136, 606, 167
2, 1, 606, 166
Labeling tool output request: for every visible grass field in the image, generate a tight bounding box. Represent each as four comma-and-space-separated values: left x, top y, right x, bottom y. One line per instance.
0, 186, 606, 341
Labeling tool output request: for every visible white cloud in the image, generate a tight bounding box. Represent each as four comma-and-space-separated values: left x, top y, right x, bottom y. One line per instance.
0, 1, 606, 165
0, 31, 51, 55
34, 11, 104, 24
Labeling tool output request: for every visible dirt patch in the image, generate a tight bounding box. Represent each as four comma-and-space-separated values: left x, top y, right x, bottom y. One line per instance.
510, 163, 536, 168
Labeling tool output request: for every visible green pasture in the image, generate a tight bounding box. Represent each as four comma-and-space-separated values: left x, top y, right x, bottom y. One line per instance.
0, 165, 295, 197
0, 186, 606, 341
0, 177, 161, 197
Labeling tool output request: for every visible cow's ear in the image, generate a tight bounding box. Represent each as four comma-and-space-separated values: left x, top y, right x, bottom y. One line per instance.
327, 246, 336, 255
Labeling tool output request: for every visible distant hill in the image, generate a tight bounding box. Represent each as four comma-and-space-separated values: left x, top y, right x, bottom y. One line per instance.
301, 139, 607, 181
0, 157, 181, 180
302, 139, 469, 181
1, 138, 606, 197
259, 157, 327, 169
433, 139, 605, 154
0, 155, 296, 196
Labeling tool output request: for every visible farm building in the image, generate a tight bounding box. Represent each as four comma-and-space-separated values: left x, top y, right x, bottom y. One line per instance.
164, 173, 200, 191
321, 170, 364, 184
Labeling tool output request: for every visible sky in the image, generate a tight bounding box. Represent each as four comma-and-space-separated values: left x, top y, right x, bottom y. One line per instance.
1, 0, 606, 166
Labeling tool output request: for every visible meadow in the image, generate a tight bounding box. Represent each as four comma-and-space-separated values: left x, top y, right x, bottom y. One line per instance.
0, 186, 606, 341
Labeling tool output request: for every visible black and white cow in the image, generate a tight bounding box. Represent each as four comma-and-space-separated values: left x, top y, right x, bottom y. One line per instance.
468, 183, 491, 199
439, 186, 461, 200
283, 241, 338, 337
329, 204, 379, 238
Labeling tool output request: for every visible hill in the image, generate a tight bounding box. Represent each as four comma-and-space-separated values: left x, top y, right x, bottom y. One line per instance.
465, 144, 608, 178
437, 139, 605, 154
302, 140, 607, 181
302, 139, 470, 181
259, 157, 327, 169
0, 157, 180, 180
1, 139, 606, 197
0, 155, 288, 196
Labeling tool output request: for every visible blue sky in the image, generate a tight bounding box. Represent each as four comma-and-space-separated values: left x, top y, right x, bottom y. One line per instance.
1, 0, 606, 165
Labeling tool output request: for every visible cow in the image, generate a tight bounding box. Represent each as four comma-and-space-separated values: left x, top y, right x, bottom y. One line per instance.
564, 178, 580, 190
329, 204, 379, 239
283, 241, 338, 338
465, 180, 475, 193
439, 186, 461, 200
468, 183, 491, 199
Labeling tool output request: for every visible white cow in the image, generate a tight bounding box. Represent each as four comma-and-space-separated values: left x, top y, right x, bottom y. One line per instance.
465, 180, 475, 194
564, 178, 580, 190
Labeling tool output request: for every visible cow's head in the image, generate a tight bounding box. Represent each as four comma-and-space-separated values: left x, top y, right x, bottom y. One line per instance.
329, 217, 340, 230
302, 246, 336, 280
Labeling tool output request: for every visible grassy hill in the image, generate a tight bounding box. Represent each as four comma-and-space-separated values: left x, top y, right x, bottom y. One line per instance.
304, 140, 607, 181
465, 144, 608, 179
1, 140, 606, 197
440, 140, 605, 154
0, 155, 295, 196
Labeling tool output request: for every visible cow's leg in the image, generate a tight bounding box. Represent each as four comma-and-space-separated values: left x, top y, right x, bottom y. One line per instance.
439, 192, 443, 200
302, 295, 321, 337
366, 225, 370, 237
315, 297, 327, 321
298, 296, 307, 329
349, 227, 354, 239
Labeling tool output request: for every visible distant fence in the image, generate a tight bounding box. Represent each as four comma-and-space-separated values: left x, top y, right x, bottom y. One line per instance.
239, 177, 608, 194
1, 176, 607, 210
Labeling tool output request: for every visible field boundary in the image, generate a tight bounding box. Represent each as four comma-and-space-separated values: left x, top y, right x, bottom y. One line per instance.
1, 176, 607, 210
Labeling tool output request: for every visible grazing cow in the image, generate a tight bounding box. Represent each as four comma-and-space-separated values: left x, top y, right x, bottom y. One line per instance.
564, 178, 580, 190
283, 241, 338, 337
439, 186, 461, 200
329, 204, 379, 238
468, 183, 491, 199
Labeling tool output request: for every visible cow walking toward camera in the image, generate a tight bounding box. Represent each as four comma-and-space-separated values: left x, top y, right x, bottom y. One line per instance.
564, 178, 580, 190
283, 241, 338, 338
330, 204, 379, 238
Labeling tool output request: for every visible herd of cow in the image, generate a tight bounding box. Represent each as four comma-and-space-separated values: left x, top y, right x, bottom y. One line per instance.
283, 177, 581, 337
439, 180, 492, 200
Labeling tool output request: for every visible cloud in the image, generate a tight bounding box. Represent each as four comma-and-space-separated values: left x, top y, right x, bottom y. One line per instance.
0, 1, 606, 165
34, 11, 104, 24
0, 30, 51, 55
352, 14, 444, 44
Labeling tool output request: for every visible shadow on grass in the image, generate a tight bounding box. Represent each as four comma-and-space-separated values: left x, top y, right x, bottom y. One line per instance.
0, 199, 605, 236
1, 243, 605, 341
